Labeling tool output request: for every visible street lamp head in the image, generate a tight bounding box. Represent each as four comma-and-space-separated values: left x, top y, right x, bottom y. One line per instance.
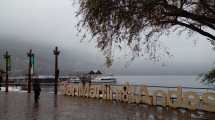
4, 51, 10, 59
27, 49, 34, 57
53, 46, 60, 55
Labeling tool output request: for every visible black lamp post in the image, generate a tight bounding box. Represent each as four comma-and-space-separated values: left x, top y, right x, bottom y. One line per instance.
27, 49, 34, 93
4, 51, 10, 92
53, 46, 60, 95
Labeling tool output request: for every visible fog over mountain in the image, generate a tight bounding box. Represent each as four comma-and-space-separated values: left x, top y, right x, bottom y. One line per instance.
0, 0, 215, 76
0, 35, 105, 75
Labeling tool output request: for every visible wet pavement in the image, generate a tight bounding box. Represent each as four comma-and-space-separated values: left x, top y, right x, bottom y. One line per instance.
0, 91, 215, 120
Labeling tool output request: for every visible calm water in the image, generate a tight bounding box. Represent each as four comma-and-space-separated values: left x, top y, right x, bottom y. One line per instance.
115, 75, 212, 88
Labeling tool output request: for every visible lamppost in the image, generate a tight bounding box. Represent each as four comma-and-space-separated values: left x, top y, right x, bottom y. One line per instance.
27, 49, 34, 93
0, 70, 4, 91
53, 46, 60, 95
0, 72, 1, 91
4, 51, 11, 92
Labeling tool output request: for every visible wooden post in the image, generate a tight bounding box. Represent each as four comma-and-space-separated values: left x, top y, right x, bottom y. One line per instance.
4, 51, 10, 92
27, 49, 34, 93
53, 46, 60, 95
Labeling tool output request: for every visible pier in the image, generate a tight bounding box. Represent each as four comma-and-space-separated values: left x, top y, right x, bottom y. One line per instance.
0, 91, 215, 120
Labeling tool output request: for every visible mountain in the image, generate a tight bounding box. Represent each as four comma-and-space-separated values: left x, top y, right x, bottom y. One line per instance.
0, 35, 105, 76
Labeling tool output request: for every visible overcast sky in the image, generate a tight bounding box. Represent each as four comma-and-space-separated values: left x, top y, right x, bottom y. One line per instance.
0, 0, 215, 75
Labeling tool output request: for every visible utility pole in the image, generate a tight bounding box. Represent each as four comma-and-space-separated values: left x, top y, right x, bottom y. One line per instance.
53, 46, 60, 95
4, 51, 10, 92
27, 49, 34, 93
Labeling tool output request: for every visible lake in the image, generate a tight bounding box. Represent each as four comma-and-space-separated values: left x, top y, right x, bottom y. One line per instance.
115, 75, 213, 88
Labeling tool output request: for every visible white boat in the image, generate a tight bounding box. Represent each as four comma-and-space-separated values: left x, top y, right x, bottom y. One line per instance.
91, 76, 117, 84
68, 75, 117, 84
68, 76, 81, 83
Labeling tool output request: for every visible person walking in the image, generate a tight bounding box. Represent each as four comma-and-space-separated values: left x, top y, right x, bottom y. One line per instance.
0, 70, 4, 91
0, 73, 2, 91
33, 78, 41, 103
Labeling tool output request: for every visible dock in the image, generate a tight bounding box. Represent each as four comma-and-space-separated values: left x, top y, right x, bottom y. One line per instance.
0, 91, 215, 120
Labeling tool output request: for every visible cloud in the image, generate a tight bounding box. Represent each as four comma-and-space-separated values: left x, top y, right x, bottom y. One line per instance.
0, 0, 214, 75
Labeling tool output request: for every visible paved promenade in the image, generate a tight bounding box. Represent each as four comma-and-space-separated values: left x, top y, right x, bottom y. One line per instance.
0, 91, 214, 120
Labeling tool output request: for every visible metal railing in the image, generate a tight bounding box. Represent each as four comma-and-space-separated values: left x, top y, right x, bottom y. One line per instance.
1, 82, 215, 93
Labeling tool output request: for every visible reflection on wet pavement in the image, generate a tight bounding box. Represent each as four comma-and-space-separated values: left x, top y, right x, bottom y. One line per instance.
0, 92, 214, 120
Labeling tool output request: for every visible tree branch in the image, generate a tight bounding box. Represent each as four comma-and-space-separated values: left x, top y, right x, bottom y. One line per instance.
174, 21, 215, 40
164, 3, 215, 25
163, 3, 215, 30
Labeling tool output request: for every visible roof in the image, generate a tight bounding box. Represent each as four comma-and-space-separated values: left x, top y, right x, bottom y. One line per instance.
88, 70, 95, 74
95, 70, 102, 74
88, 70, 102, 75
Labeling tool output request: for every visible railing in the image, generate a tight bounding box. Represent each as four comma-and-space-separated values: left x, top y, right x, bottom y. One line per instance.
1, 82, 215, 91
89, 83, 215, 92
0, 82, 214, 95
0, 83, 56, 86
